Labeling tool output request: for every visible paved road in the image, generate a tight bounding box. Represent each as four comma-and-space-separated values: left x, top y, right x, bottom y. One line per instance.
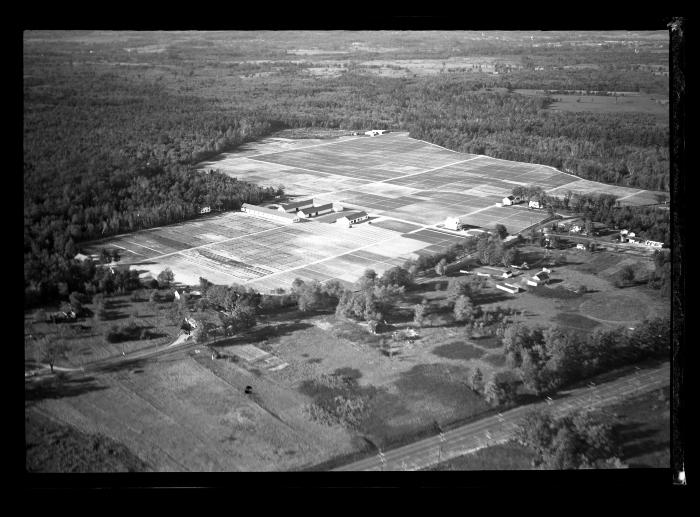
333, 361, 669, 471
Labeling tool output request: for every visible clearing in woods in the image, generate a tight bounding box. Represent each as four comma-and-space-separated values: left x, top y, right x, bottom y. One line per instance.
85, 132, 661, 292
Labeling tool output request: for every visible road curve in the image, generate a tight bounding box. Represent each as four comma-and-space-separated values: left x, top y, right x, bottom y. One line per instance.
333, 362, 670, 471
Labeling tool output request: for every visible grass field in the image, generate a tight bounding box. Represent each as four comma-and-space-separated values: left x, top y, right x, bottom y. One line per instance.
515, 89, 668, 121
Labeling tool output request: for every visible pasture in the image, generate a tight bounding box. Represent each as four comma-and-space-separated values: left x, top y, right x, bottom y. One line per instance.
86, 132, 659, 294
514, 89, 669, 121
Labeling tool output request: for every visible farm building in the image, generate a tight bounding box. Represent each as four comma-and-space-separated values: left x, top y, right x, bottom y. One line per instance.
643, 240, 664, 248
504, 282, 520, 291
576, 243, 586, 250
533, 271, 550, 283
496, 284, 519, 294
278, 199, 314, 213
528, 200, 542, 209
364, 130, 387, 137
332, 203, 344, 212
242, 203, 301, 223
74, 253, 91, 262
337, 211, 369, 227
502, 195, 521, 206
199, 206, 211, 214
444, 216, 465, 231
501, 270, 513, 278
298, 203, 334, 218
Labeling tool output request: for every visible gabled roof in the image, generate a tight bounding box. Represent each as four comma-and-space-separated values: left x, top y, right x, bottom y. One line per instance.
313, 203, 334, 212
342, 210, 367, 220
242, 203, 300, 220
279, 199, 313, 210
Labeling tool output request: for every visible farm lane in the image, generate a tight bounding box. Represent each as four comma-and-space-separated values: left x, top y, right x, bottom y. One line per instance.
332, 361, 669, 471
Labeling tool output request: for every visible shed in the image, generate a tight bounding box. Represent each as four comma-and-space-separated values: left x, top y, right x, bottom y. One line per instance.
529, 200, 541, 209
496, 284, 519, 294
278, 199, 314, 213
444, 216, 463, 231
337, 211, 369, 227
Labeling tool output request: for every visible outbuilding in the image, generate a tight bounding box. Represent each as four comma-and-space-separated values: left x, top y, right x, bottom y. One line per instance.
529, 200, 542, 209
496, 284, 519, 294
298, 203, 334, 218
242, 203, 301, 223
444, 216, 464, 231
278, 199, 314, 213
337, 211, 369, 227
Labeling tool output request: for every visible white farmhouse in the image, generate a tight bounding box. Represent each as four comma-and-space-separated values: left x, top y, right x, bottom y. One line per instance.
529, 200, 541, 209
444, 216, 464, 231
337, 211, 369, 227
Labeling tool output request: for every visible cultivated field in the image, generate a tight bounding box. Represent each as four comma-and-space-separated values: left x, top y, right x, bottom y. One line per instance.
86, 132, 659, 292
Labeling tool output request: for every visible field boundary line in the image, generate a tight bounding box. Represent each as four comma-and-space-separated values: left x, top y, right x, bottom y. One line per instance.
243, 135, 363, 159
242, 231, 420, 286
123, 221, 285, 264
307, 157, 482, 201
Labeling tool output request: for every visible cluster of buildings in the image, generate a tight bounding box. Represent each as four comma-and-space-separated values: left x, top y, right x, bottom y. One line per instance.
364, 130, 388, 137
500, 195, 541, 209
242, 198, 369, 227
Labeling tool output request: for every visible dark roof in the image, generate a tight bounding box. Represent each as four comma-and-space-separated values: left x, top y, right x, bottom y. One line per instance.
300, 203, 333, 213
280, 199, 313, 210
242, 203, 300, 220
341, 210, 368, 220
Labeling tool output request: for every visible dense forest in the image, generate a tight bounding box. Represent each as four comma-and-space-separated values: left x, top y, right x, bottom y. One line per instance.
24, 31, 670, 308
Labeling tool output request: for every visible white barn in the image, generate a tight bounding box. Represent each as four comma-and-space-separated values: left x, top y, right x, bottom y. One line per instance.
242, 203, 301, 223
502, 195, 521, 206
278, 199, 314, 213
298, 203, 334, 218
444, 216, 464, 231
529, 200, 542, 209
337, 211, 369, 227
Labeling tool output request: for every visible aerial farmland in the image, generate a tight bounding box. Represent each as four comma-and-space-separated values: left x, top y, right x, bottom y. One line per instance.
24, 30, 674, 475
84, 132, 663, 292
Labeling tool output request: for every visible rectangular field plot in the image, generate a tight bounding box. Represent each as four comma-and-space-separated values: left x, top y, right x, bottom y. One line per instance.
370, 218, 423, 233
461, 206, 551, 233
98, 132, 657, 291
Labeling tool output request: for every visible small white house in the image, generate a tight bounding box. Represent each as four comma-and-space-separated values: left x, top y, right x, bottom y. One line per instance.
644, 240, 664, 248
628, 232, 636, 238
444, 216, 463, 231
337, 211, 369, 227
364, 130, 387, 137
332, 203, 344, 213
200, 206, 211, 214
570, 225, 582, 233
502, 195, 516, 206
74, 253, 90, 262
576, 243, 586, 250
620, 229, 629, 236
529, 200, 541, 209
501, 270, 513, 278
